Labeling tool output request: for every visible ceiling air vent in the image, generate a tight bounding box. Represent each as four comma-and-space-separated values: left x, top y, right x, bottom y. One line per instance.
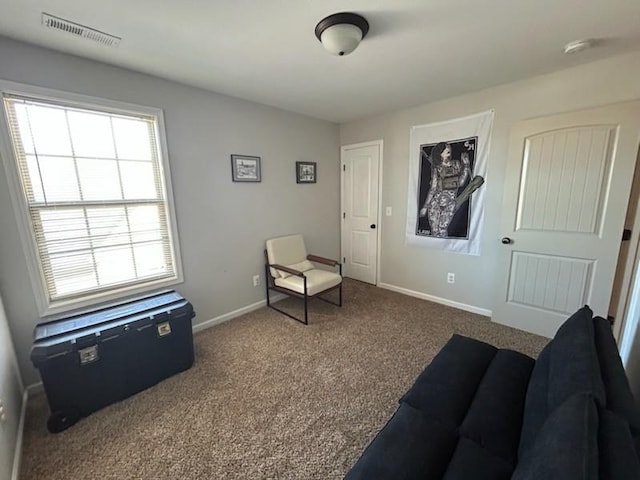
41, 13, 121, 47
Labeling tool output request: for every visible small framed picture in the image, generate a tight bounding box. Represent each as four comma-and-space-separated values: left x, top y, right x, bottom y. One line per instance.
296, 161, 316, 184
231, 155, 261, 182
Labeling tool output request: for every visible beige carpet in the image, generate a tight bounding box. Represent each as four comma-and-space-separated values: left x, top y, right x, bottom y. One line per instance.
19, 280, 548, 480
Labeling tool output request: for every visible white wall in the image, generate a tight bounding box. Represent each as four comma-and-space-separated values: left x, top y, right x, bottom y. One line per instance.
0, 36, 340, 386
340, 51, 640, 316
0, 294, 24, 480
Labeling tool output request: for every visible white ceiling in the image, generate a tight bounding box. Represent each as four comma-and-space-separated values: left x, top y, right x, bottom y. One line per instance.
0, 0, 639, 123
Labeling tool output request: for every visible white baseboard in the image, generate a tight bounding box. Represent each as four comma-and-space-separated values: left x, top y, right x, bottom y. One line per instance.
192, 294, 286, 334
378, 282, 492, 317
25, 382, 43, 396
11, 389, 28, 480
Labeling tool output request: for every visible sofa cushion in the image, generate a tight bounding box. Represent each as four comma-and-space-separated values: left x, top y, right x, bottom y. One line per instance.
598, 408, 640, 479
344, 402, 458, 480
519, 306, 605, 459
517, 332, 551, 459
549, 306, 606, 406
512, 393, 598, 480
459, 349, 534, 465
441, 438, 513, 480
400, 335, 497, 429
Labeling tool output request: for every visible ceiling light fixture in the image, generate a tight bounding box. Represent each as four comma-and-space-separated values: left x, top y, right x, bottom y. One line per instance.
315, 12, 369, 56
563, 39, 592, 55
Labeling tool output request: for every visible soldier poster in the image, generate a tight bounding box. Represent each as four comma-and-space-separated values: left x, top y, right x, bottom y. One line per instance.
406, 111, 494, 255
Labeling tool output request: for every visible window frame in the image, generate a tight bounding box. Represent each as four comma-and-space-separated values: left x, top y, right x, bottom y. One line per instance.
0, 80, 184, 316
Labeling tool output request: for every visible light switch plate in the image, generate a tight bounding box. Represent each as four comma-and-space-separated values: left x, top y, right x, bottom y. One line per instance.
385, 206, 392, 216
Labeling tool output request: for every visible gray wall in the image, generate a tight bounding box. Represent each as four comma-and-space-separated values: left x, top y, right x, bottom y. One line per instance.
340, 51, 640, 315
0, 37, 340, 386
0, 294, 23, 480
340, 51, 640, 395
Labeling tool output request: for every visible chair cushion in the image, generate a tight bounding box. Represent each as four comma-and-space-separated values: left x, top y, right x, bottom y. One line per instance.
512, 393, 598, 480
266, 234, 308, 278
278, 260, 315, 279
274, 269, 341, 296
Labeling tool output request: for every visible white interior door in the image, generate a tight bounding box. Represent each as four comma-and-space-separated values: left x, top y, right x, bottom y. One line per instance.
493, 102, 640, 338
341, 141, 381, 285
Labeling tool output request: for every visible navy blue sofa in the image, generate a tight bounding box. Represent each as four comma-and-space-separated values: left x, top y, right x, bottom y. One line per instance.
344, 307, 640, 479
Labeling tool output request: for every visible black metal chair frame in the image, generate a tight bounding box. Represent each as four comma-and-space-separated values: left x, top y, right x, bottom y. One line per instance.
264, 251, 342, 325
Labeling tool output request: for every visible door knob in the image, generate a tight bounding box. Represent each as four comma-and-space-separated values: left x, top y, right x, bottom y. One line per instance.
370, 224, 376, 229
501, 237, 513, 245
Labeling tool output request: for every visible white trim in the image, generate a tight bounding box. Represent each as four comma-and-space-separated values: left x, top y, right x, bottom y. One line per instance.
0, 79, 165, 116
11, 390, 28, 480
378, 282, 492, 317
376, 142, 383, 286
340, 139, 383, 285
619, 252, 640, 365
0, 79, 184, 317
340, 149, 345, 276
192, 294, 286, 334
42, 278, 185, 318
25, 382, 44, 396
612, 164, 640, 352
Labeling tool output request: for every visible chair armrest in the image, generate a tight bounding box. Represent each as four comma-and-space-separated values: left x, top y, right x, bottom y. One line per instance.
307, 254, 340, 267
269, 263, 305, 277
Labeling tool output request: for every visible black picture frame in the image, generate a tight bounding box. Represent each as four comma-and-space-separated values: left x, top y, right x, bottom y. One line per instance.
296, 161, 316, 184
231, 155, 261, 182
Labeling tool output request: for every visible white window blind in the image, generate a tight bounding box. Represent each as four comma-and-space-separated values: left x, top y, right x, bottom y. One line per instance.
2, 94, 179, 303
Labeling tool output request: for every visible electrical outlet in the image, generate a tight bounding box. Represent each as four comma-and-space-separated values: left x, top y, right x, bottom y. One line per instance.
252, 274, 260, 287
447, 273, 455, 284
0, 398, 5, 424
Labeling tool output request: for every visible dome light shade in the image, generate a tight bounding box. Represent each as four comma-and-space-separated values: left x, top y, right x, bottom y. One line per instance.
315, 12, 369, 56
320, 24, 362, 56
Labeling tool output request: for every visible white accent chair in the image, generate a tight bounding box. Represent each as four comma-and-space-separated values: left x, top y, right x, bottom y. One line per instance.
264, 234, 342, 325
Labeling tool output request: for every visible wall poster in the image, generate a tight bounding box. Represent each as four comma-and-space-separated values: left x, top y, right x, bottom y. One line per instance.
406, 110, 494, 255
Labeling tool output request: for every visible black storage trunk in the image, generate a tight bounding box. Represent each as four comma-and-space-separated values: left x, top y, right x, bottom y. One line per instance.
30, 290, 195, 433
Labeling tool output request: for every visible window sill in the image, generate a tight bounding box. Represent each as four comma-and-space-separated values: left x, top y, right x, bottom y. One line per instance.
40, 275, 184, 320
